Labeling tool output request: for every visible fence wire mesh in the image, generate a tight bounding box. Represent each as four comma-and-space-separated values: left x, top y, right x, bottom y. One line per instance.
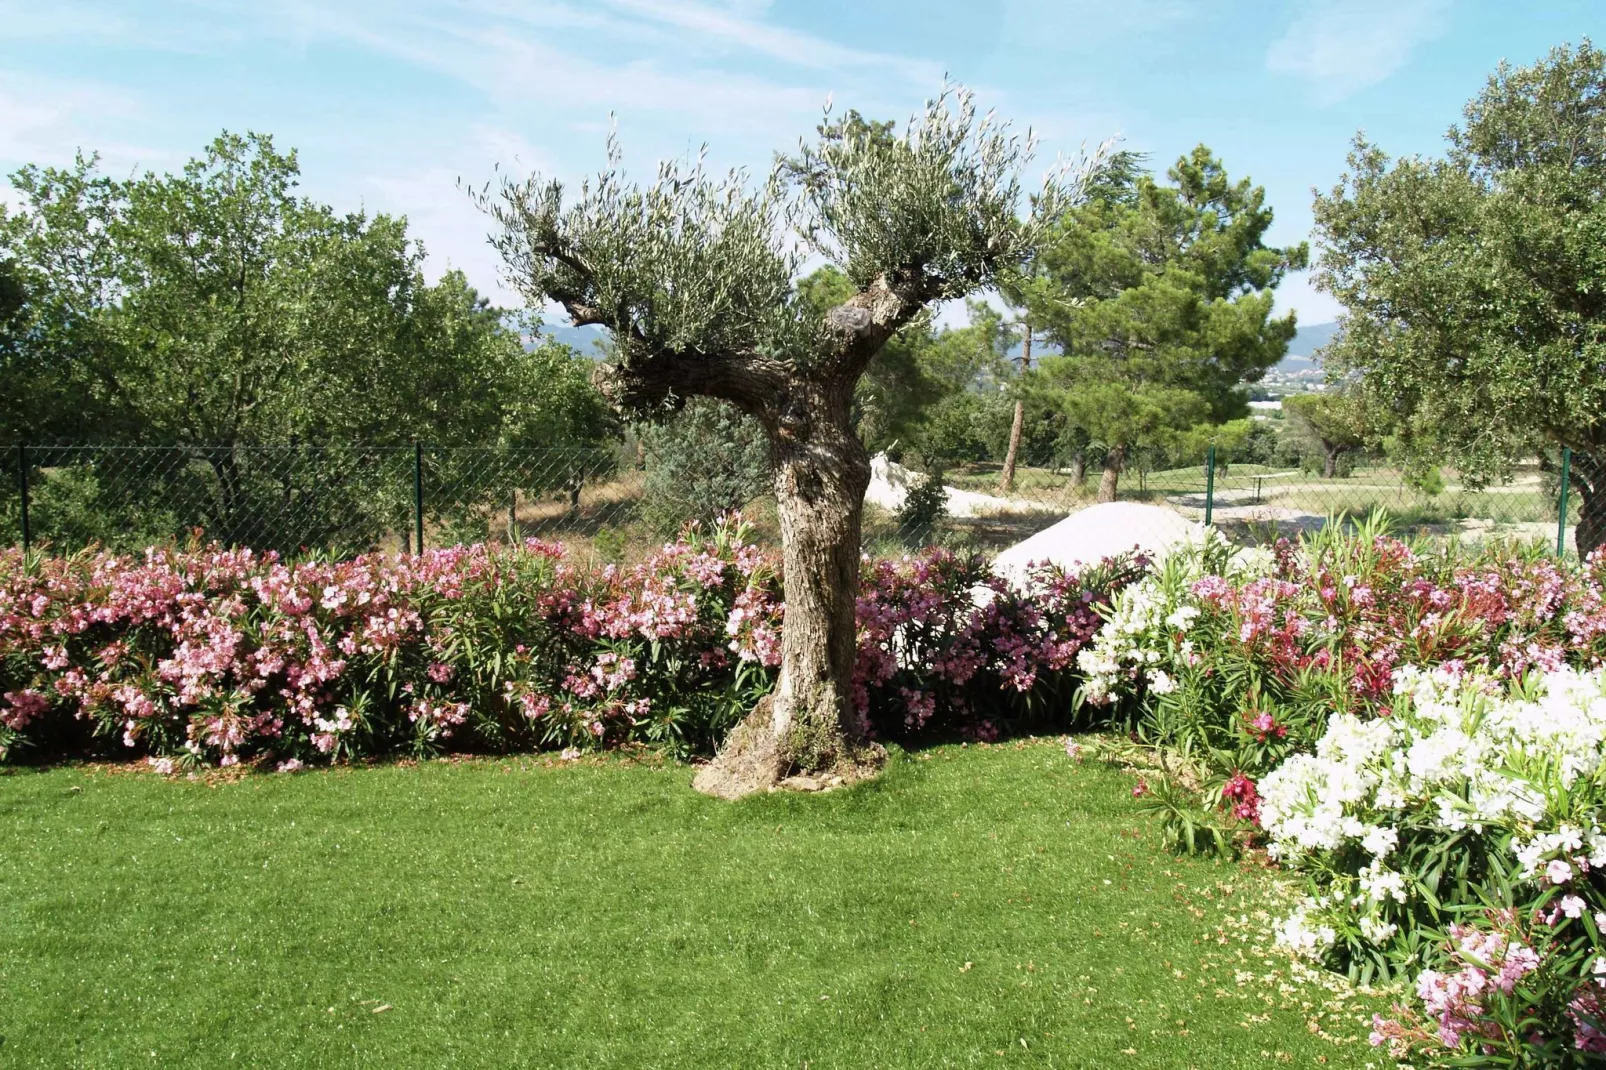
0, 442, 1581, 561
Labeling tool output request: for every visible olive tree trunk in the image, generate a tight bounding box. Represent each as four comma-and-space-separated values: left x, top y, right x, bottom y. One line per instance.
770, 400, 871, 759
692, 378, 880, 798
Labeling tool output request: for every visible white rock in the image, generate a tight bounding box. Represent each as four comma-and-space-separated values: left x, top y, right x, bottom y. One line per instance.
865, 453, 1057, 520
991, 502, 1203, 588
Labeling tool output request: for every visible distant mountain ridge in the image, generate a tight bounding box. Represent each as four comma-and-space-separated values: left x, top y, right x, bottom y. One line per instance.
1278, 320, 1338, 374
536, 319, 1343, 371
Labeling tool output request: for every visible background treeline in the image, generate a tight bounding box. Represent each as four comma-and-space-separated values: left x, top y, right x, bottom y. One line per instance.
1, 126, 1306, 552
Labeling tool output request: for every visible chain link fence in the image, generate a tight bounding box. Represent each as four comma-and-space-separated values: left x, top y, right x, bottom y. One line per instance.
931, 445, 1579, 558
0, 442, 1583, 561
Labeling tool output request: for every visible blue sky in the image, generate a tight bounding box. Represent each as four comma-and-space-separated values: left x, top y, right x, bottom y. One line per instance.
1, 0, 1600, 325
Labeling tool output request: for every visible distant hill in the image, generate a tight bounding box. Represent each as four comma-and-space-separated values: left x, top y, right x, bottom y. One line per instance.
532, 319, 1342, 370
534, 322, 611, 356
1273, 320, 1338, 375
1288, 320, 1338, 357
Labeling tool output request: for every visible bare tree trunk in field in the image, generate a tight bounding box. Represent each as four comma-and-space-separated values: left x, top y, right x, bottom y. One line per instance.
1323, 444, 1341, 479
999, 322, 1032, 494
1069, 450, 1087, 491
1098, 444, 1125, 503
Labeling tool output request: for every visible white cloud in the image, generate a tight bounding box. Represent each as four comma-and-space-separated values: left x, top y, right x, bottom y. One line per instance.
0, 0, 244, 52
359, 125, 556, 304
1266, 0, 1451, 102
596, 0, 942, 86
256, 0, 929, 138
0, 74, 171, 175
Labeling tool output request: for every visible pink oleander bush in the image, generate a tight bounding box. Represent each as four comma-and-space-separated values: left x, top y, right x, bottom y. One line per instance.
1080, 518, 1606, 831
855, 550, 1147, 743
1368, 908, 1606, 1067
0, 516, 1139, 770
0, 518, 783, 767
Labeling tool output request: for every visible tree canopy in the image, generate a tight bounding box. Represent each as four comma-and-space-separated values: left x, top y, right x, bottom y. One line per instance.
1283, 389, 1374, 478
0, 133, 599, 448
1313, 40, 1606, 555
0, 133, 613, 551
1028, 146, 1307, 499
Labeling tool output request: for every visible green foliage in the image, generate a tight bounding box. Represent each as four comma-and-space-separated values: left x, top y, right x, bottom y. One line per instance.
480, 86, 1092, 416
1029, 146, 1307, 494
892, 469, 948, 540
905, 391, 1013, 470
0, 132, 614, 552
1313, 41, 1606, 554
637, 398, 771, 535
1283, 390, 1375, 477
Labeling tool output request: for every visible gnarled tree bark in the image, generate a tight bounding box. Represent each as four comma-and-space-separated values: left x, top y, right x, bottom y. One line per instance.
671, 276, 937, 797
767, 379, 872, 760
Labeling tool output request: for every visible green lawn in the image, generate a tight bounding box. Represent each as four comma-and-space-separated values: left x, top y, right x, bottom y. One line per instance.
0, 743, 1385, 1069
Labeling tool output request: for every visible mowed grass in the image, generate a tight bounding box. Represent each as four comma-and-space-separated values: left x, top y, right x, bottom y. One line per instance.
0, 743, 1383, 1069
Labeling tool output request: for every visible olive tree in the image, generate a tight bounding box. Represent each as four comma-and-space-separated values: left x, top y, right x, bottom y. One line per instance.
480, 90, 1091, 794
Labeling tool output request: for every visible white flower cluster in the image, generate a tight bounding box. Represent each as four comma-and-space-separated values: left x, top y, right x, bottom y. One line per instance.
1263, 665, 1606, 959
1076, 527, 1266, 705
1276, 897, 1337, 957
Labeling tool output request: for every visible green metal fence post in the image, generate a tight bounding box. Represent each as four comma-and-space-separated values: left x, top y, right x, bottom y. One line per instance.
1557, 447, 1572, 558
17, 442, 29, 555
413, 441, 425, 554
1204, 445, 1216, 527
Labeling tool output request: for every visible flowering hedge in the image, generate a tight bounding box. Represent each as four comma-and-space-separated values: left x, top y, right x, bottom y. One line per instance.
1076, 517, 1606, 1065
1080, 519, 1606, 807
0, 517, 1140, 770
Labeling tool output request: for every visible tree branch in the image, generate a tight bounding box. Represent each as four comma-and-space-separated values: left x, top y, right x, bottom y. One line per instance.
594, 343, 790, 415
816, 269, 941, 382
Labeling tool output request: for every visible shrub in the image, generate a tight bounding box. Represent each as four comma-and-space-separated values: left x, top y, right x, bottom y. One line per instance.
0, 518, 783, 766
892, 467, 949, 542
1080, 518, 1606, 800
1074, 516, 1606, 1066
1264, 666, 1606, 1064
637, 399, 771, 535
0, 518, 1138, 769
855, 549, 1146, 742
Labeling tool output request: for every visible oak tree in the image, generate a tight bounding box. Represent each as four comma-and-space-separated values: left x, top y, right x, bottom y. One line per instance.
1313, 41, 1606, 556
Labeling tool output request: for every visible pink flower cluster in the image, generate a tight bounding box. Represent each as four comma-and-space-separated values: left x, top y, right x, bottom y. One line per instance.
0, 519, 1143, 767
1186, 540, 1606, 741
1415, 924, 1543, 1049
853, 551, 1145, 738
1369, 909, 1606, 1058
0, 519, 785, 767
1220, 772, 1261, 823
